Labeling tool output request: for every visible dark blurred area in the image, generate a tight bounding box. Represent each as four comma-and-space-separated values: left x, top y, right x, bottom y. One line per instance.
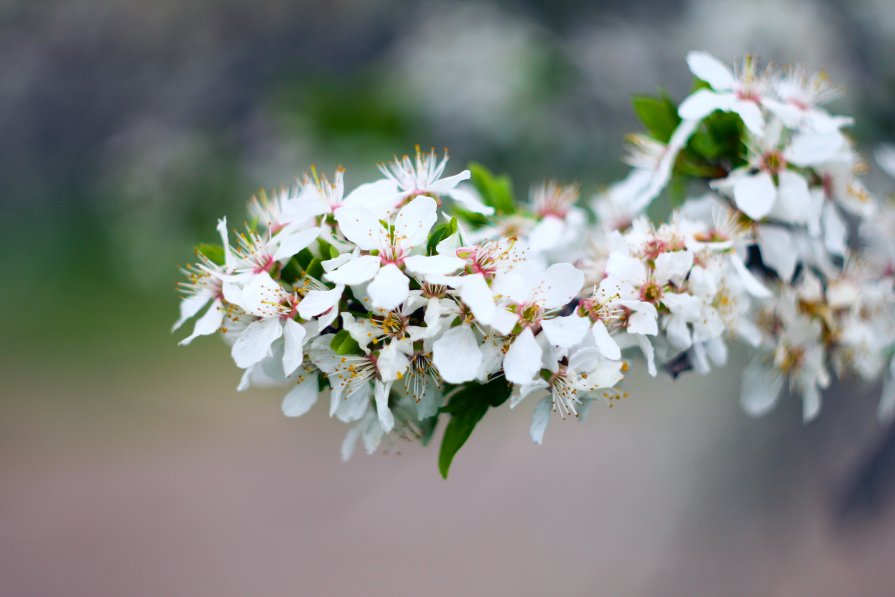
3, 1, 895, 595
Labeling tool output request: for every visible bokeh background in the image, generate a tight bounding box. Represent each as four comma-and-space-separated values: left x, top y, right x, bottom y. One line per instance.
4, 0, 895, 595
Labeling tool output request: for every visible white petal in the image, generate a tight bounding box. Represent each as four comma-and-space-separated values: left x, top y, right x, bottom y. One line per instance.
374, 382, 395, 433
377, 342, 410, 382
740, 358, 784, 417
231, 317, 283, 368
178, 299, 225, 346
282, 319, 307, 376
341, 179, 400, 215
802, 385, 822, 423
772, 170, 811, 224
458, 273, 495, 324
490, 308, 519, 335
334, 206, 383, 251
324, 254, 381, 285
678, 89, 730, 121
634, 334, 656, 377
876, 145, 895, 180
528, 216, 566, 253
340, 423, 363, 462
757, 226, 798, 282
394, 195, 437, 248
273, 226, 321, 261
536, 263, 585, 309
620, 300, 658, 336
733, 172, 776, 220
447, 184, 494, 215
878, 359, 895, 422
240, 271, 285, 318
432, 325, 483, 384
173, 292, 212, 332
529, 396, 553, 445
428, 170, 471, 194
281, 374, 319, 417
503, 328, 543, 384
362, 413, 385, 454
541, 314, 590, 348
733, 100, 765, 136
404, 254, 465, 276
298, 285, 344, 319
666, 315, 692, 351
591, 320, 621, 360
821, 202, 848, 256
730, 254, 771, 298
785, 131, 845, 166
605, 252, 647, 285
367, 264, 410, 310
654, 250, 693, 286
332, 382, 371, 422
216, 217, 234, 270
686, 51, 737, 90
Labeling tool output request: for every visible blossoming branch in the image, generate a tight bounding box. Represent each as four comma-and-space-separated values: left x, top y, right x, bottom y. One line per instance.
174, 51, 895, 477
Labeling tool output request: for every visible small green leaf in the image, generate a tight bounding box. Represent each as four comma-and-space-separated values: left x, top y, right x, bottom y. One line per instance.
469, 162, 515, 215
419, 415, 439, 447
426, 217, 458, 254
196, 243, 225, 266
438, 377, 512, 478
330, 329, 362, 356
631, 93, 680, 143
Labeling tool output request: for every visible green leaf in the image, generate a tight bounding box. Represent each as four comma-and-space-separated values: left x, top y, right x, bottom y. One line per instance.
419, 415, 439, 447
631, 93, 680, 143
469, 162, 515, 215
426, 217, 458, 254
196, 243, 225, 266
330, 329, 362, 356
438, 377, 512, 478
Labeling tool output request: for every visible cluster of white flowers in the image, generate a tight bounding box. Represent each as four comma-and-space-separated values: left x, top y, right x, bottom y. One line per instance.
175, 52, 895, 470
600, 51, 895, 422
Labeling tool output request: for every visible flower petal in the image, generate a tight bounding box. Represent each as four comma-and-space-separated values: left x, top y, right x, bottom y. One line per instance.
374, 382, 395, 433
541, 314, 590, 348
591, 320, 621, 360
273, 226, 321, 261
529, 396, 553, 445
178, 299, 225, 346
282, 319, 307, 376
503, 328, 543, 384
173, 292, 212, 332
686, 51, 737, 90
536, 263, 585, 309
757, 226, 797, 282
678, 89, 730, 121
740, 358, 784, 417
733, 171, 776, 220
334, 206, 383, 251
231, 317, 283, 368
341, 179, 400, 215
429, 170, 471, 195
654, 250, 693, 286
367, 263, 410, 310
458, 273, 495, 324
298, 285, 344, 319
433, 325, 483, 384
404, 254, 465, 276
324, 254, 381, 285
281, 374, 319, 417
395, 195, 437, 248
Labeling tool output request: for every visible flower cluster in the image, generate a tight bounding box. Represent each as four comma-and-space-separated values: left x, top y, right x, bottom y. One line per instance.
601, 51, 895, 422
175, 52, 895, 475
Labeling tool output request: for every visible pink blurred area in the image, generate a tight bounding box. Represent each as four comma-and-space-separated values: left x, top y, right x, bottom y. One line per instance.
3, 329, 894, 596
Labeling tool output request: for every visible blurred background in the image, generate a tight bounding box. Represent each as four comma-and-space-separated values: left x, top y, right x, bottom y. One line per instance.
4, 0, 895, 594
